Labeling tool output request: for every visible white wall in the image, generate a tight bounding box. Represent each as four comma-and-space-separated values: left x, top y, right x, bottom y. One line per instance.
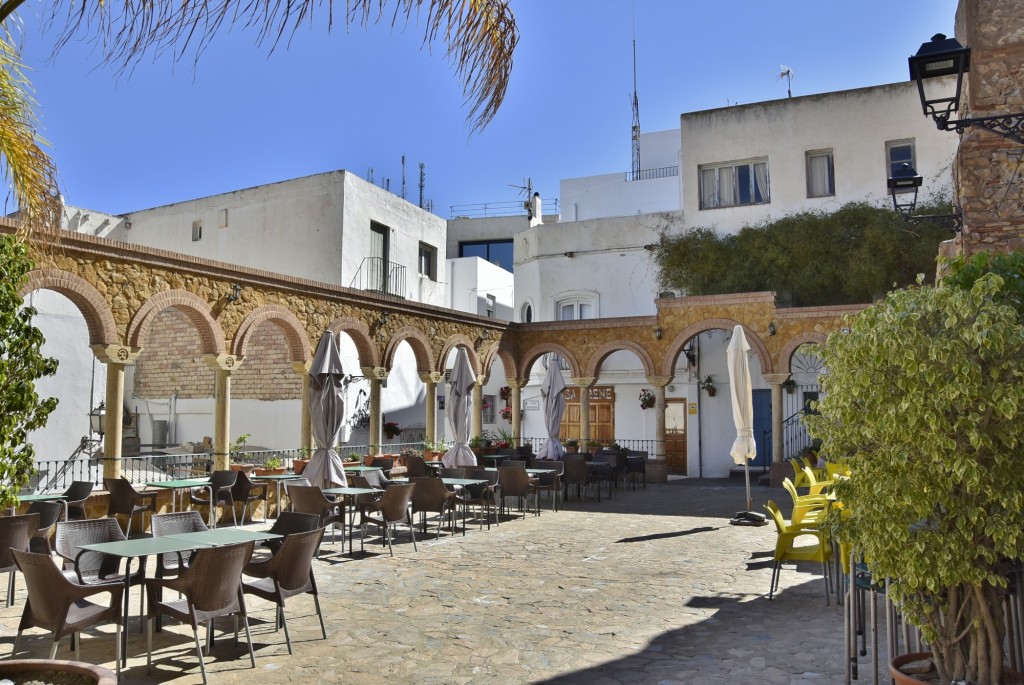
446, 257, 514, 319
446, 215, 528, 262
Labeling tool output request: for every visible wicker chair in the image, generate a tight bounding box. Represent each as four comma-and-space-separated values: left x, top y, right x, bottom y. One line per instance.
242, 527, 327, 654
532, 460, 564, 512
232, 470, 269, 523
62, 481, 94, 520
562, 455, 594, 502
404, 454, 428, 478
11, 549, 124, 677
1, 513, 39, 607
497, 467, 539, 520
359, 483, 417, 556
24, 501, 62, 554
459, 469, 500, 530
409, 477, 457, 538
151, 511, 209, 579
287, 485, 343, 548
145, 541, 256, 684
260, 511, 323, 557
103, 477, 157, 535
188, 470, 239, 527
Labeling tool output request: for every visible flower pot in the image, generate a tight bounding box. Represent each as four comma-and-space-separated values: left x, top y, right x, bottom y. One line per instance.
706, 387, 716, 397
230, 463, 254, 475
889, 652, 1024, 684
255, 467, 286, 476
0, 659, 117, 685
292, 459, 309, 475
566, 446, 579, 454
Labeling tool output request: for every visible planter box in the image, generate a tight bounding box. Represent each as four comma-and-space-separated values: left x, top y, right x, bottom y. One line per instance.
0, 659, 117, 685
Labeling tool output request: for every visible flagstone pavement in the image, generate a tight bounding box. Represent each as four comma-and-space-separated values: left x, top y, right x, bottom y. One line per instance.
1, 477, 880, 684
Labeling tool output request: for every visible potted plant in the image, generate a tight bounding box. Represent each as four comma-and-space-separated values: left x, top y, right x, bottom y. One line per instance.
638, 388, 655, 410
499, 385, 512, 402
229, 433, 254, 474
499, 405, 513, 422
421, 439, 445, 460
782, 377, 797, 394
806, 262, 1024, 685
383, 421, 402, 440
585, 439, 602, 455
698, 375, 716, 397
468, 435, 484, 455
291, 447, 310, 474
255, 456, 285, 476
344, 451, 363, 466
564, 438, 579, 454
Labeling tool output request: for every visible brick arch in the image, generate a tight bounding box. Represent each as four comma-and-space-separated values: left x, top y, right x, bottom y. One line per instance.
479, 344, 509, 379
518, 343, 581, 379
438, 335, 480, 374
584, 340, 656, 379
660, 317, 773, 376
382, 326, 435, 374
493, 346, 519, 381
233, 305, 311, 362
327, 316, 378, 369
127, 289, 225, 354
21, 269, 119, 346
778, 332, 827, 375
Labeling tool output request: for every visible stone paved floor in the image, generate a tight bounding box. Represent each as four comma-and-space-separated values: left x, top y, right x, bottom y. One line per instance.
1, 479, 882, 684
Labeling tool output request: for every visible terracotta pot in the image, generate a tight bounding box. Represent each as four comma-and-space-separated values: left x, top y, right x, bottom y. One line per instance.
230, 463, 254, 475
889, 652, 1024, 684
292, 459, 309, 475
706, 387, 717, 397
255, 467, 286, 476
0, 659, 117, 685
566, 446, 579, 454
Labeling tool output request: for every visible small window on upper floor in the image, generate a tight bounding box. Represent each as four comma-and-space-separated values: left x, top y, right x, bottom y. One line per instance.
482, 394, 496, 424
886, 139, 916, 178
521, 302, 533, 323
191, 221, 203, 242
556, 298, 596, 321
418, 242, 436, 281
698, 158, 770, 210
486, 293, 496, 318
806, 149, 835, 198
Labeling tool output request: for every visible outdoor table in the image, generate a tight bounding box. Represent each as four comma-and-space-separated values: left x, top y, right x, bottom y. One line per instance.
344, 465, 384, 474
476, 454, 512, 466
323, 486, 383, 554
164, 527, 282, 547
440, 478, 488, 531
19, 492, 69, 522
424, 460, 444, 471
253, 472, 304, 519
146, 478, 214, 527
484, 467, 550, 475
76, 535, 217, 665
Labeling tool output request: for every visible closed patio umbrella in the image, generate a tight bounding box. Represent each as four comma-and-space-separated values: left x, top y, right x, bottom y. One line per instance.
442, 348, 477, 467
535, 359, 566, 460
304, 332, 348, 489
727, 325, 761, 522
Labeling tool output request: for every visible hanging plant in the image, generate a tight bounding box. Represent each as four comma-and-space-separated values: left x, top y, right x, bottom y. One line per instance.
499, 406, 513, 422
383, 422, 402, 439
638, 388, 655, 410
499, 385, 511, 401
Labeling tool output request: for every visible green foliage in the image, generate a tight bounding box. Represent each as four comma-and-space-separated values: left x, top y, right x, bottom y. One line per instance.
655, 202, 953, 306
0, 236, 58, 509
945, 250, 1024, 317
229, 433, 251, 457
805, 271, 1024, 684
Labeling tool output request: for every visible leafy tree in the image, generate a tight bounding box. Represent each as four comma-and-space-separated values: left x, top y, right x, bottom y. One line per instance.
0, 235, 58, 509
655, 202, 954, 306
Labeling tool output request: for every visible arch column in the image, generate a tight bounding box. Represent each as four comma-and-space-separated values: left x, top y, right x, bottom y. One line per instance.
205, 354, 244, 471
646, 375, 673, 465
507, 378, 527, 446
293, 361, 312, 453
420, 372, 444, 444
91, 345, 142, 480
763, 374, 790, 468
571, 377, 597, 447
364, 367, 388, 456
472, 375, 488, 440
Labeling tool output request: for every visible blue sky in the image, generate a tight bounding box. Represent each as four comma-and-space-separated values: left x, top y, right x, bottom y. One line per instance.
17, 0, 957, 218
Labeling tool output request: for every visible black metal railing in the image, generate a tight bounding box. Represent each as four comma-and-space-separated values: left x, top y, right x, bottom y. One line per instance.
625, 165, 679, 182
353, 257, 406, 298
761, 408, 814, 464
449, 198, 561, 219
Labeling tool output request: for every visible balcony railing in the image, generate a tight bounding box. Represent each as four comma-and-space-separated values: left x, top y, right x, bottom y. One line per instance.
624, 165, 679, 182
352, 257, 406, 298
449, 198, 560, 219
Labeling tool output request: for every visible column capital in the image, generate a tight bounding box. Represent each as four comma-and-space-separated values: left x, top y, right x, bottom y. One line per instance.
503, 378, 529, 390
420, 372, 444, 384
571, 376, 597, 387
476, 375, 489, 387
90, 344, 142, 365
203, 353, 244, 371
292, 360, 311, 374
763, 373, 791, 385
645, 375, 674, 388
362, 366, 389, 380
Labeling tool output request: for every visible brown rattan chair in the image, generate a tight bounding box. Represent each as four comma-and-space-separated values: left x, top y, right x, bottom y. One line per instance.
409, 477, 457, 538
359, 483, 417, 556
497, 466, 539, 520
260, 511, 323, 557
287, 485, 343, 548
11, 549, 124, 677
145, 541, 256, 684
188, 470, 239, 527
242, 527, 327, 654
404, 454, 428, 478
1, 513, 39, 607
459, 469, 500, 530
562, 455, 594, 502
103, 477, 157, 535
62, 481, 94, 520
232, 470, 269, 524
282, 477, 311, 512
25, 500, 63, 554
532, 459, 564, 512
151, 511, 209, 579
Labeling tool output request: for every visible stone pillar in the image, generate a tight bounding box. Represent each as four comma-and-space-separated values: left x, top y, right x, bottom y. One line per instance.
646, 375, 673, 482
364, 367, 387, 456
472, 375, 488, 440
420, 372, 444, 444
571, 377, 596, 446
205, 354, 243, 471
507, 379, 526, 445
90, 345, 142, 480
763, 373, 790, 486
293, 361, 312, 453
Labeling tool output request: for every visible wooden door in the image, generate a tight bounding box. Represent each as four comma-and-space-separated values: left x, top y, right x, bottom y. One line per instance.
665, 398, 687, 473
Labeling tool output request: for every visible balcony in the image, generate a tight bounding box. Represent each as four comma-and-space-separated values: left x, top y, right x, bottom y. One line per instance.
352, 257, 406, 298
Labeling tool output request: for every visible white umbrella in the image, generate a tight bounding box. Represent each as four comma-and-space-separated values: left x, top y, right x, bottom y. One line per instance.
442, 348, 478, 467
303, 332, 348, 488
727, 325, 757, 513
535, 360, 567, 460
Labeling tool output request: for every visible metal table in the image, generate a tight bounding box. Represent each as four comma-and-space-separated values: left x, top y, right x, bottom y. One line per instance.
323, 486, 383, 554
252, 473, 305, 519
19, 492, 69, 522
146, 478, 214, 526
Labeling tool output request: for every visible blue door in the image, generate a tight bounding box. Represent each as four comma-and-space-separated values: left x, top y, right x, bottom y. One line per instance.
752, 389, 772, 469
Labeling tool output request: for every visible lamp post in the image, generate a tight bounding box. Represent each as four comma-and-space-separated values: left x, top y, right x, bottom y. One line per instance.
89, 401, 105, 437
887, 163, 962, 233
910, 33, 1024, 144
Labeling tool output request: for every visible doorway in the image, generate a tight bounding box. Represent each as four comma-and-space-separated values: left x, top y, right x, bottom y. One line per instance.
666, 398, 687, 473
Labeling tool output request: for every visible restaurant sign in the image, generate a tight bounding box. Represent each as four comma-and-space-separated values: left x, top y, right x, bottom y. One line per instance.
562, 385, 615, 402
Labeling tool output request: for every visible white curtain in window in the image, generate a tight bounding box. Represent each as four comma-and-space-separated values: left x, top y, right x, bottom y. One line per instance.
753, 162, 769, 203
700, 168, 718, 209
808, 154, 832, 197
718, 166, 736, 207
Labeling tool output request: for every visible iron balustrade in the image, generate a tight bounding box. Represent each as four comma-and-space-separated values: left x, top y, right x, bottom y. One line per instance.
624, 165, 679, 182
449, 198, 561, 219
352, 257, 406, 298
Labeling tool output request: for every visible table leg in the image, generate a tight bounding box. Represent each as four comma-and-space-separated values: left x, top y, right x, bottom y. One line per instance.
121, 558, 133, 667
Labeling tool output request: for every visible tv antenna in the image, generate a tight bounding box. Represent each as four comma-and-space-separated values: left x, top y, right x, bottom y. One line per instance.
510, 178, 534, 217
630, 0, 640, 178
778, 65, 794, 98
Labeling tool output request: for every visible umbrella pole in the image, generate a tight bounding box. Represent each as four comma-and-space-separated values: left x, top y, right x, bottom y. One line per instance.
745, 463, 753, 512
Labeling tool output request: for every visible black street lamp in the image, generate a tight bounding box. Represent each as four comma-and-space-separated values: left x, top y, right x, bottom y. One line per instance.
910, 34, 1024, 144
89, 401, 106, 437
886, 163, 962, 233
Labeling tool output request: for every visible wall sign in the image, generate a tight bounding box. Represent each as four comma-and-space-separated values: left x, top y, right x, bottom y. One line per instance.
524, 399, 540, 411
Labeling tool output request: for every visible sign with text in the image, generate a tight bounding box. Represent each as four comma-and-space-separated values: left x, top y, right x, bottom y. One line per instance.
562, 386, 615, 402
524, 399, 540, 411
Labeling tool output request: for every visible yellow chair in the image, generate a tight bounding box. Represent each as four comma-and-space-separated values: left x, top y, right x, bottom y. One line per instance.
825, 461, 851, 480
802, 455, 827, 482
801, 466, 833, 496
790, 458, 811, 490
764, 500, 833, 604
781, 477, 827, 526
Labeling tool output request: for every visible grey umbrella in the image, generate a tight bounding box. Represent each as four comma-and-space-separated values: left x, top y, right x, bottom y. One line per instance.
303, 332, 348, 489
727, 325, 757, 514
442, 348, 478, 467
535, 359, 567, 460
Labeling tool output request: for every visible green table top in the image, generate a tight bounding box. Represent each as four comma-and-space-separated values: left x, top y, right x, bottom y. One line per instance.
343, 465, 383, 472
78, 536, 211, 559
322, 486, 383, 496
165, 528, 281, 546
441, 478, 488, 486
146, 478, 210, 489
18, 493, 67, 502
254, 473, 305, 482
484, 467, 552, 474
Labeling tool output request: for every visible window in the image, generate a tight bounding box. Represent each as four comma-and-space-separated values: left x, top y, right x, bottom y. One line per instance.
418, 242, 436, 281
191, 221, 202, 242
806, 150, 835, 198
521, 303, 533, 323
698, 158, 769, 209
485, 294, 496, 318
459, 239, 514, 271
886, 139, 916, 177
369, 222, 390, 293
482, 394, 496, 424
556, 298, 595, 321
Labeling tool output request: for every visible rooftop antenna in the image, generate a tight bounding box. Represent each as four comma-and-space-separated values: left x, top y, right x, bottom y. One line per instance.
367, 167, 375, 184
778, 65, 794, 98
418, 162, 426, 209
401, 155, 407, 200
510, 178, 534, 217
630, 1, 641, 178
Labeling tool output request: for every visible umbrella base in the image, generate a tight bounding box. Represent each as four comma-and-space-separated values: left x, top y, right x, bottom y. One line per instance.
729, 511, 767, 526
